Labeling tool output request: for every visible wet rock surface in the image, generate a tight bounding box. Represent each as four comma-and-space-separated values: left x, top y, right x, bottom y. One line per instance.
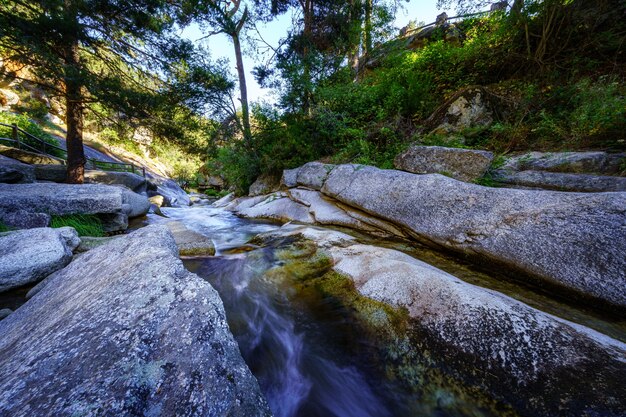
254, 225, 626, 416
0, 225, 271, 417
0, 227, 79, 293
165, 220, 215, 256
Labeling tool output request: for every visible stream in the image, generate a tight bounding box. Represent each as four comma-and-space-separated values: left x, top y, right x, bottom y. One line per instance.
144, 200, 626, 417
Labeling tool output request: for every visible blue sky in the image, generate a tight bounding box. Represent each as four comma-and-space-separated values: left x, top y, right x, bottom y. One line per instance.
183, 0, 446, 103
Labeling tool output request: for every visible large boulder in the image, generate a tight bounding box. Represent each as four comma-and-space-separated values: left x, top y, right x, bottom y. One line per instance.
34, 166, 150, 194
249, 174, 280, 196
0, 225, 271, 416
119, 186, 150, 218
424, 86, 507, 134
320, 164, 626, 311
0, 227, 79, 293
0, 156, 35, 183
330, 243, 626, 415
236, 193, 315, 224
492, 170, 626, 192
0, 183, 149, 232
0, 183, 123, 215
394, 145, 494, 182
280, 167, 300, 189
148, 174, 190, 207
85, 170, 148, 194
296, 162, 335, 190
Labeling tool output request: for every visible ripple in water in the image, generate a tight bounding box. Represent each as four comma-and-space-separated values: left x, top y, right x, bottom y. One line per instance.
185, 253, 396, 417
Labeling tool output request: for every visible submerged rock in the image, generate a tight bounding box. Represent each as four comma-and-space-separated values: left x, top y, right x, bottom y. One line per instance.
0, 225, 271, 416
394, 145, 493, 182
321, 164, 626, 311
0, 227, 79, 293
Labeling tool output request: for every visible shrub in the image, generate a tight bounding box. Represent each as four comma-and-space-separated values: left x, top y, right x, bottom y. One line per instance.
0, 111, 62, 155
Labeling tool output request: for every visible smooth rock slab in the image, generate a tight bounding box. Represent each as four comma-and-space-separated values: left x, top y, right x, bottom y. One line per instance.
502, 151, 626, 175
394, 145, 493, 182
0, 145, 64, 165
0, 225, 271, 417
492, 169, 626, 192
0, 183, 124, 215
0, 227, 79, 293
321, 164, 626, 310
236, 194, 315, 224
326, 241, 626, 416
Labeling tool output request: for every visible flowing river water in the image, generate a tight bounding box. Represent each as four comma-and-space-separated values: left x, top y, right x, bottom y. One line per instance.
1, 199, 624, 416
140, 200, 626, 417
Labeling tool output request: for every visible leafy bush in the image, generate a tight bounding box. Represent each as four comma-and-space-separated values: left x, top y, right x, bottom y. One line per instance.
51, 214, 105, 237
0, 221, 10, 233
0, 111, 60, 152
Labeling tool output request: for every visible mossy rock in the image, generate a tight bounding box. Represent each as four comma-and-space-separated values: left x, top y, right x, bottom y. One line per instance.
260, 234, 518, 416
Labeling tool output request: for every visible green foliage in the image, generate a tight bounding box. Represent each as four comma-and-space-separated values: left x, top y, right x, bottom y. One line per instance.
204, 188, 229, 198
0, 111, 61, 153
0, 221, 10, 233
50, 214, 105, 237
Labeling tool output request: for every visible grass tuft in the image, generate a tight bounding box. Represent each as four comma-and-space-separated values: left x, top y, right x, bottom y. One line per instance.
50, 214, 105, 237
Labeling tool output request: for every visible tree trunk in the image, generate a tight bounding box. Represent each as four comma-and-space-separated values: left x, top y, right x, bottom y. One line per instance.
64, 30, 85, 183
363, 0, 373, 56
232, 33, 252, 144
302, 0, 313, 113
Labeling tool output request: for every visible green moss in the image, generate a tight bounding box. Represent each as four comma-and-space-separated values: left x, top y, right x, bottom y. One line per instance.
260, 234, 519, 416
50, 214, 105, 237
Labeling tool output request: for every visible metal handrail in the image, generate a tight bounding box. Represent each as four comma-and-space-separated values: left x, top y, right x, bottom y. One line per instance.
0, 122, 146, 177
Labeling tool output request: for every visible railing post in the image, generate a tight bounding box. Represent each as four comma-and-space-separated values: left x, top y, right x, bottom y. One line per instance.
11, 124, 19, 148
142, 167, 146, 177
